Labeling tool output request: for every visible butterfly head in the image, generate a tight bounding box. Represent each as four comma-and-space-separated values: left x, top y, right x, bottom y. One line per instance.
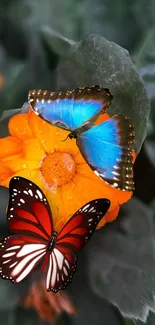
65, 122, 93, 141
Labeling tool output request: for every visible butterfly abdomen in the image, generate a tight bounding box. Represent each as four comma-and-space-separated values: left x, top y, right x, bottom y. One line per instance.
41, 232, 58, 273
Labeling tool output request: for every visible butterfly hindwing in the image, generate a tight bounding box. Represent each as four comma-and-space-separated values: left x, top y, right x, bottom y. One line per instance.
7, 177, 53, 241
46, 249, 77, 292
77, 114, 135, 191
0, 235, 46, 283
28, 86, 113, 131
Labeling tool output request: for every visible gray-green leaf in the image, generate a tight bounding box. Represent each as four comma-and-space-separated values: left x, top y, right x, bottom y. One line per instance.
87, 197, 155, 321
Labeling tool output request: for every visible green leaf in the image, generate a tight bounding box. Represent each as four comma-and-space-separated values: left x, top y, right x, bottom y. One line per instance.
144, 139, 155, 168
67, 253, 124, 325
15, 307, 43, 325
0, 55, 30, 112
136, 28, 155, 165
136, 28, 155, 133
87, 197, 155, 321
55, 34, 150, 152
124, 311, 155, 325
41, 26, 75, 57
0, 280, 26, 311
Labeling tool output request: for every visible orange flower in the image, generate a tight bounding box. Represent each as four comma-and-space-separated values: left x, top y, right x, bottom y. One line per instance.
0, 109, 135, 230
20, 279, 76, 322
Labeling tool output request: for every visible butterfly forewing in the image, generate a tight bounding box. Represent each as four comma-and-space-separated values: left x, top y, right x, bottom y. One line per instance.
7, 177, 53, 241
56, 198, 110, 251
77, 114, 135, 191
28, 86, 113, 131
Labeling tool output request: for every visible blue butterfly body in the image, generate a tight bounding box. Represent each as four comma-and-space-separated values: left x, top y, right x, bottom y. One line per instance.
28, 86, 135, 191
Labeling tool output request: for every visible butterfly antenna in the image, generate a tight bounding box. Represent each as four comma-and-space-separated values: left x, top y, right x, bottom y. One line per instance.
61, 134, 70, 142
41, 253, 50, 273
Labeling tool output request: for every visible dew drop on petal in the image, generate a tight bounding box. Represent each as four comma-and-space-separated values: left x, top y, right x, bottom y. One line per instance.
22, 164, 27, 169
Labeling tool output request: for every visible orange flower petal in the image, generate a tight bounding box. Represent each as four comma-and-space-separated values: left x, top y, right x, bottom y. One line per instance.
0, 162, 14, 183
9, 113, 33, 140
23, 138, 45, 161
0, 136, 22, 159
45, 187, 65, 231
1, 169, 38, 187
2, 154, 40, 172
74, 173, 118, 210
59, 181, 81, 217
95, 112, 110, 125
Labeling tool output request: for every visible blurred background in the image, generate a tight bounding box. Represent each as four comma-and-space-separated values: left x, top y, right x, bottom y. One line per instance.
0, 1, 155, 325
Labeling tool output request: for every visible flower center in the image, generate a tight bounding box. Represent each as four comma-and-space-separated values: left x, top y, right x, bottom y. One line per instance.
40, 151, 76, 186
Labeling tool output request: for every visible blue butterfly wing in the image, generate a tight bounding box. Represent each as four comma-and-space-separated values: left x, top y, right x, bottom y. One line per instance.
77, 114, 135, 191
28, 86, 113, 131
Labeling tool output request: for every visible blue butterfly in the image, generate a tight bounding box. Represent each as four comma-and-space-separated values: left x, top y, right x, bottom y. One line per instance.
28, 85, 135, 191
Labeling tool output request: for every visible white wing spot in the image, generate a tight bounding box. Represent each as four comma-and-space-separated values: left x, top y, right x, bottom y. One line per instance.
20, 199, 25, 203
113, 182, 118, 188
46, 255, 52, 290
51, 253, 57, 286
9, 261, 18, 268
3, 252, 16, 258
53, 249, 64, 269
63, 267, 68, 276
112, 171, 120, 176
94, 170, 100, 177
82, 204, 90, 211
23, 190, 28, 195
28, 189, 33, 196
88, 218, 93, 222
65, 259, 70, 268
36, 190, 43, 200
114, 165, 120, 170
17, 244, 46, 257
6, 246, 20, 251
3, 259, 11, 264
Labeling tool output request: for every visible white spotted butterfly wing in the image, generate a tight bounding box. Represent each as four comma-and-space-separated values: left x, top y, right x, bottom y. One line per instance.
0, 177, 110, 292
